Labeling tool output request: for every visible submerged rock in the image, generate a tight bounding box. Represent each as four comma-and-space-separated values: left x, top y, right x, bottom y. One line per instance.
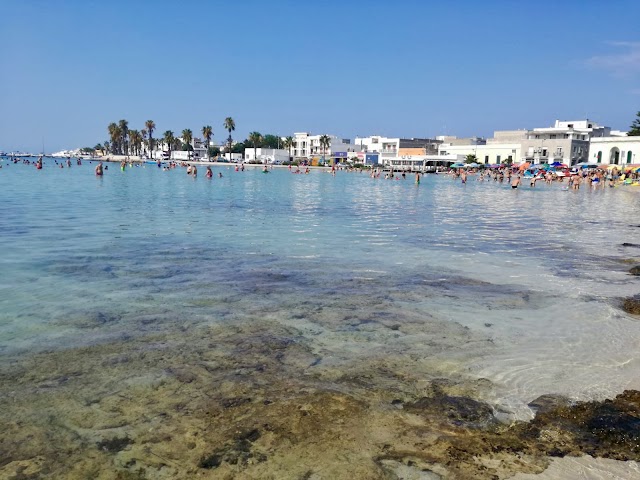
621, 296, 640, 315
404, 394, 497, 429
528, 394, 572, 414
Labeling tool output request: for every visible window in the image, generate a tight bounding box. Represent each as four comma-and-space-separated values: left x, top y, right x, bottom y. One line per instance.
496, 155, 501, 163
550, 134, 556, 139
485, 155, 489, 164
628, 151, 633, 164
568, 124, 574, 128
588, 124, 593, 128
535, 135, 540, 139
564, 134, 569, 139
597, 151, 602, 163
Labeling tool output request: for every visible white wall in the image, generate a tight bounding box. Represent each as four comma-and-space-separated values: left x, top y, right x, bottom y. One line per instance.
244, 148, 290, 163
588, 137, 640, 166
438, 143, 521, 164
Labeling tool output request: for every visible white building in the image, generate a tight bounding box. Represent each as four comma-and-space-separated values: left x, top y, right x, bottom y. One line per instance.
433, 120, 611, 165
244, 148, 290, 164
438, 142, 521, 165
292, 133, 355, 159
588, 136, 640, 166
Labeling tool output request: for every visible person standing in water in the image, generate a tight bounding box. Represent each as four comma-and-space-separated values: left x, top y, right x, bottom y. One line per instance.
415, 172, 421, 185
95, 162, 104, 176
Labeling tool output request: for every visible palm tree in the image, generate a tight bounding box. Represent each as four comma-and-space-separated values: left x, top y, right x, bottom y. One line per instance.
129, 130, 143, 156
103, 141, 110, 155
284, 136, 294, 161
319, 134, 331, 163
141, 129, 148, 156
163, 130, 175, 159
224, 117, 235, 161
108, 123, 120, 154
118, 119, 129, 155
249, 131, 262, 163
182, 129, 193, 161
145, 120, 156, 158
202, 125, 213, 161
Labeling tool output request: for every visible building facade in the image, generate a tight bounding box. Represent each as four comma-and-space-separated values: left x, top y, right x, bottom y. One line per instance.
292, 133, 355, 159
588, 136, 640, 166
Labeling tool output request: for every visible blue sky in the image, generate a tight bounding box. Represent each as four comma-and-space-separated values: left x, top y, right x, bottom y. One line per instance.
1, 0, 639, 152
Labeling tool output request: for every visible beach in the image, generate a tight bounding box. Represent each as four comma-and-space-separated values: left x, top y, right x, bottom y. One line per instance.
1, 158, 639, 479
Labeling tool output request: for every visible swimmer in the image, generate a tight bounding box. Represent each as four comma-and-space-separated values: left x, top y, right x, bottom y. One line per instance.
95, 162, 103, 176
206, 166, 213, 178
511, 175, 521, 189
218, 172, 223, 178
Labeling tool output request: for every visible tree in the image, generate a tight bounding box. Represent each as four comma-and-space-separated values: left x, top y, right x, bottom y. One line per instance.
202, 125, 213, 161
283, 136, 294, 160
141, 129, 148, 155
108, 123, 121, 154
629, 111, 640, 136
145, 120, 156, 158
103, 141, 110, 155
224, 117, 235, 161
208, 146, 220, 159
261, 134, 281, 149
319, 134, 331, 161
128, 130, 142, 156
182, 129, 193, 160
163, 130, 175, 159
249, 131, 263, 163
118, 119, 129, 155
464, 153, 478, 164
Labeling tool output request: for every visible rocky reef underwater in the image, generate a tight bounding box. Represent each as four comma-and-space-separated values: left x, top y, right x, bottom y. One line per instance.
1, 316, 639, 480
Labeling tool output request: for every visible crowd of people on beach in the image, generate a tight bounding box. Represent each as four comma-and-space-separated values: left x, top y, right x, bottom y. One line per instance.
4, 155, 640, 191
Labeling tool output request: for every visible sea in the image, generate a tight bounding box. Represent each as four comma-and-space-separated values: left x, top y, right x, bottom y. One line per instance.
1, 157, 639, 479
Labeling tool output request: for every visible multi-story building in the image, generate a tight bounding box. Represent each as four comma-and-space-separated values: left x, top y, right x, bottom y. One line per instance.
435, 120, 611, 165
518, 120, 610, 165
292, 133, 354, 159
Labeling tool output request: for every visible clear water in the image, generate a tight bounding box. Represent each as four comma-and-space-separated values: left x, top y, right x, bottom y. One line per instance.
1, 157, 640, 424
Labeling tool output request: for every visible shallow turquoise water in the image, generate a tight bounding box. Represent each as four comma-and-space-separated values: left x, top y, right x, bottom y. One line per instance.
1, 157, 640, 417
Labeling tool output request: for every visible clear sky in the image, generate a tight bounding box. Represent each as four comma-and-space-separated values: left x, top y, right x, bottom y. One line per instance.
1, 0, 639, 152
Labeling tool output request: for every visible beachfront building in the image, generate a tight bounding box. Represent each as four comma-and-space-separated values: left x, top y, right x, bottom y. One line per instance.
517, 120, 611, 165
291, 133, 355, 161
433, 120, 612, 166
588, 136, 640, 166
438, 142, 521, 166
355, 136, 443, 168
244, 148, 290, 164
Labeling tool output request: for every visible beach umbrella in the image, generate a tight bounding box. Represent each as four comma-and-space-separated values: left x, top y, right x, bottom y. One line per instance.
451, 163, 465, 168
467, 162, 479, 167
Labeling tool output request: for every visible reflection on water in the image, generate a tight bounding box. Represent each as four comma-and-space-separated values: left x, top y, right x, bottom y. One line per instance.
1, 160, 640, 478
